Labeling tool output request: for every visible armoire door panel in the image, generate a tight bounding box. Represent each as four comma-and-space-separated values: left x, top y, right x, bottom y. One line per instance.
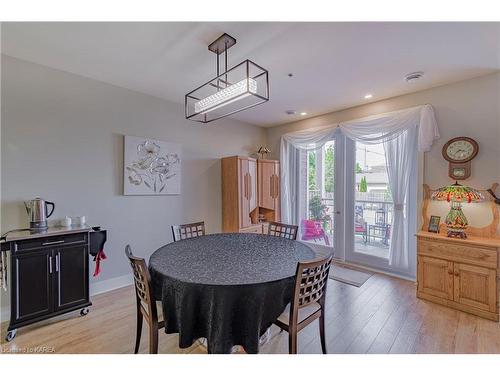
248, 159, 257, 212
273, 162, 281, 221
258, 161, 275, 210
239, 158, 251, 228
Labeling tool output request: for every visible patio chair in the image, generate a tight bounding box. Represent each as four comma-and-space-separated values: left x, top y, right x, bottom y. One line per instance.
355, 216, 367, 243
300, 219, 330, 246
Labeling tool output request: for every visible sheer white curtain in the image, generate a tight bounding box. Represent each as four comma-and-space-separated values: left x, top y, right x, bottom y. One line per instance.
383, 126, 418, 269
280, 104, 439, 270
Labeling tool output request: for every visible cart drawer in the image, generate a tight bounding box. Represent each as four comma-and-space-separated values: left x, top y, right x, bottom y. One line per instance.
14, 233, 88, 253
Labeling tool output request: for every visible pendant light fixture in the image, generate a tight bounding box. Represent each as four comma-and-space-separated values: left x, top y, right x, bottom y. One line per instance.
185, 33, 269, 123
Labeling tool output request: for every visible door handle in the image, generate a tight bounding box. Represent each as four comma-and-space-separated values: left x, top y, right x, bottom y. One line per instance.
246, 174, 250, 200
42, 240, 64, 246
48, 255, 53, 274
274, 175, 279, 198
56, 253, 60, 273
248, 174, 252, 200
243, 174, 247, 199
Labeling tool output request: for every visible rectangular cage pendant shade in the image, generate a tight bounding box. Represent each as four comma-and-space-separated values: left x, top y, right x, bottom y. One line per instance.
185, 59, 269, 123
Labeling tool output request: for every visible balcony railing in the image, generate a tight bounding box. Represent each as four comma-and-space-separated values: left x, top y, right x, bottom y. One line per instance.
307, 189, 394, 234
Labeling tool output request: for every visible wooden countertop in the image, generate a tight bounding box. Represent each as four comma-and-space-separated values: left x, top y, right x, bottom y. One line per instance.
416, 230, 500, 248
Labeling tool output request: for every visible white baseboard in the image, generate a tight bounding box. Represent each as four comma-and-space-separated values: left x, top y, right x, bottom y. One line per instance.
0, 305, 9, 324
1, 274, 133, 324
89, 274, 133, 296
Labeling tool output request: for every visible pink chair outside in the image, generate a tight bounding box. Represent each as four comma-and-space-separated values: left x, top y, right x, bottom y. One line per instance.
300, 219, 330, 246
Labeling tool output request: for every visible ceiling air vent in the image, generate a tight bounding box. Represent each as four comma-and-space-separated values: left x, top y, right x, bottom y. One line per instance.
405, 71, 424, 83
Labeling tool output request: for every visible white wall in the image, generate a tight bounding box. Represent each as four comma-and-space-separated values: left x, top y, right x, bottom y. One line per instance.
267, 72, 500, 232
0, 55, 266, 319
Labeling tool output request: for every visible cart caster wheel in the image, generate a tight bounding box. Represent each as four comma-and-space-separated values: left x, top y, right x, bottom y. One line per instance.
80, 307, 89, 316
6, 329, 17, 342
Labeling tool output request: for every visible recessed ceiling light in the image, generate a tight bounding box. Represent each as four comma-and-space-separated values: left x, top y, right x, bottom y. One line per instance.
300, 112, 307, 116
405, 71, 424, 83
364, 94, 373, 99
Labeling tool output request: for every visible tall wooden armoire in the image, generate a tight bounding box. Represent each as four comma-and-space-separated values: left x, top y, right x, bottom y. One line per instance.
221, 156, 280, 234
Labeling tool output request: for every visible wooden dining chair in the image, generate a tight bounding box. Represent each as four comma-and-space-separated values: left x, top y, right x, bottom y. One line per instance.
274, 256, 333, 354
171, 221, 206, 242
267, 221, 299, 240
125, 245, 165, 354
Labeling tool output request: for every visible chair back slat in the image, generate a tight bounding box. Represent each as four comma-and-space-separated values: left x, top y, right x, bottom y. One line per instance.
125, 245, 157, 321
293, 256, 332, 309
171, 221, 206, 242
267, 221, 299, 240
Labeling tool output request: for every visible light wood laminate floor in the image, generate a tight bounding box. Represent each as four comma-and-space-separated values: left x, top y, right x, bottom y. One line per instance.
2, 272, 500, 354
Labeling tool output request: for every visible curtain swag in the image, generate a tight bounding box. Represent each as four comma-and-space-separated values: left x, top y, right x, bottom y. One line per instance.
281, 104, 439, 152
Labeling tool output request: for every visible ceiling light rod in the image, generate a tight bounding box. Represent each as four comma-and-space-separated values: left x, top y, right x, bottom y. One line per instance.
208, 33, 236, 89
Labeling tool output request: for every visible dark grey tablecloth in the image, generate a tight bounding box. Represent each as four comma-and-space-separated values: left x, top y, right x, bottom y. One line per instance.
149, 233, 316, 354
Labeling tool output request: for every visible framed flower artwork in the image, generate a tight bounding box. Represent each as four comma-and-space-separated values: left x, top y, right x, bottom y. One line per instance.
123, 135, 181, 195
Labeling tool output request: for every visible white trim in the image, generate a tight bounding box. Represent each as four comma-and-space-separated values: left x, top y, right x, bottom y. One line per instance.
89, 274, 133, 296
333, 259, 417, 282
0, 305, 9, 324
0, 274, 133, 323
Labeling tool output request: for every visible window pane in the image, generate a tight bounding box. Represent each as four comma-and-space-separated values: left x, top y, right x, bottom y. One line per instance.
354, 142, 393, 259
300, 141, 334, 247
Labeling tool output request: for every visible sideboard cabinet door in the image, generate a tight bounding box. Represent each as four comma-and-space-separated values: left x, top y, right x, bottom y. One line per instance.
14, 250, 53, 322
55, 245, 89, 311
417, 255, 454, 300
453, 263, 497, 313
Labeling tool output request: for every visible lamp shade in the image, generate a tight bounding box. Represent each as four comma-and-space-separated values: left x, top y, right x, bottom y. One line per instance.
431, 182, 484, 203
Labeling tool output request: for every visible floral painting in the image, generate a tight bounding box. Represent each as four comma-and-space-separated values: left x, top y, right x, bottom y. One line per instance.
124, 136, 181, 195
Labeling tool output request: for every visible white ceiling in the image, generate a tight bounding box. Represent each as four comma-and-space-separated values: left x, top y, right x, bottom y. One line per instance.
2, 22, 499, 127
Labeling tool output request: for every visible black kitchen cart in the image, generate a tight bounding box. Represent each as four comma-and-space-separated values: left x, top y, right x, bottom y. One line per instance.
1, 226, 106, 342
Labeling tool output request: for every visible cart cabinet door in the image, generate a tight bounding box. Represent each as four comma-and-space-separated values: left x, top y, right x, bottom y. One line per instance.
13, 250, 53, 322
55, 245, 89, 311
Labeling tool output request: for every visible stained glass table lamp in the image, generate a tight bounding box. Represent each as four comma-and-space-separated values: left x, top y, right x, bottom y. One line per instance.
431, 182, 484, 239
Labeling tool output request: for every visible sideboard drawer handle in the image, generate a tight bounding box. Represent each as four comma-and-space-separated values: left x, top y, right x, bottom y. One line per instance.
42, 240, 65, 246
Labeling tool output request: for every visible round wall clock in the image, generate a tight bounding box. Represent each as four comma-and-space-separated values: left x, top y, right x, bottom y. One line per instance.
442, 137, 479, 180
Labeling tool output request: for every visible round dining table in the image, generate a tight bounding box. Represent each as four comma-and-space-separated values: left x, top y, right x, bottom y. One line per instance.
149, 233, 316, 354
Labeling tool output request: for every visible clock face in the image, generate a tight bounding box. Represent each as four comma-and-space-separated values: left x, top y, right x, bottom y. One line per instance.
443, 137, 478, 162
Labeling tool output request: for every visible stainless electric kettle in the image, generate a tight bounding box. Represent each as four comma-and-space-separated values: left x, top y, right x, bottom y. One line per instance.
24, 197, 55, 230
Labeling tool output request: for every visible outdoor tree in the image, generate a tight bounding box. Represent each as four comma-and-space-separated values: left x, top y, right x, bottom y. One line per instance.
324, 144, 335, 193
308, 195, 331, 229
355, 162, 363, 173
308, 151, 316, 191
359, 176, 368, 192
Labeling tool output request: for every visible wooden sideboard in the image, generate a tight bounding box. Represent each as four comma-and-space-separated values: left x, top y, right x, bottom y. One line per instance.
221, 156, 280, 234
416, 231, 500, 321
